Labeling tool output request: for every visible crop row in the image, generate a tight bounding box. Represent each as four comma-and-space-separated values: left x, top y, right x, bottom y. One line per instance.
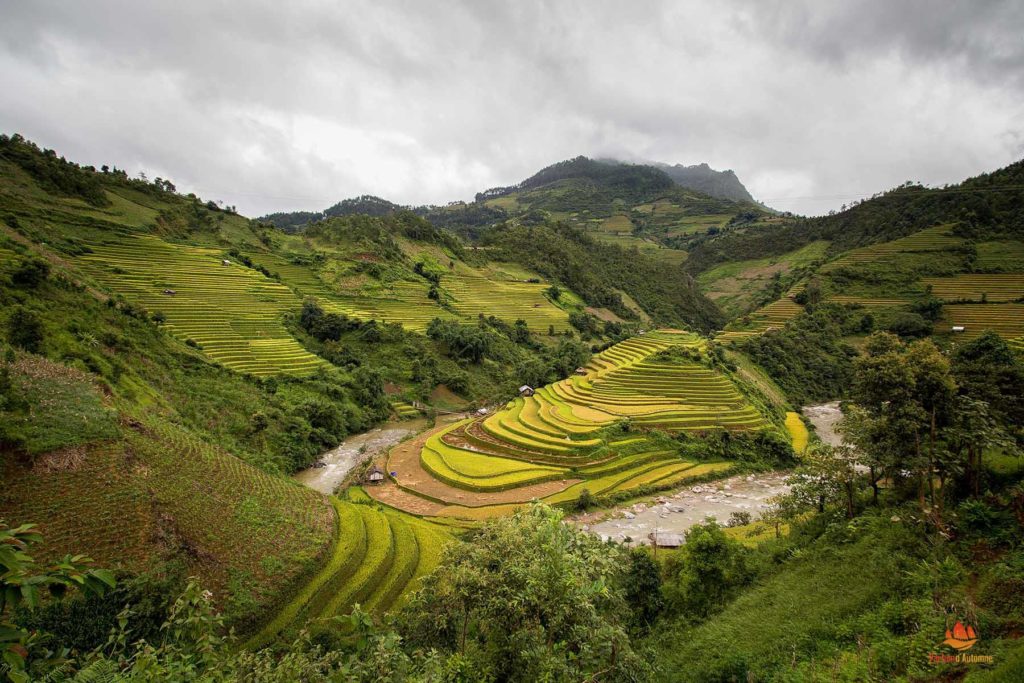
922, 275, 1024, 303
940, 304, 1024, 340
75, 236, 325, 376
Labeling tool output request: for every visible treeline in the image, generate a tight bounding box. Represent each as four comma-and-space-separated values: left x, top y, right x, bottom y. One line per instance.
483, 220, 725, 332
0, 134, 109, 207
684, 158, 1024, 274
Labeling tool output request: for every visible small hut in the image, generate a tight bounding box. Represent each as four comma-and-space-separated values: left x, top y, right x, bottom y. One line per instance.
221, 259, 231, 266
952, 325, 966, 334
574, 367, 587, 376
366, 466, 386, 485
518, 385, 535, 397
476, 407, 489, 415
162, 289, 177, 296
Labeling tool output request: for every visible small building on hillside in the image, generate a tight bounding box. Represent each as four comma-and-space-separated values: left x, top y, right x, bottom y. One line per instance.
518, 385, 535, 397
221, 259, 231, 266
648, 532, 684, 549
162, 289, 177, 295
476, 407, 489, 415
574, 367, 587, 376
952, 325, 966, 334
366, 466, 386, 485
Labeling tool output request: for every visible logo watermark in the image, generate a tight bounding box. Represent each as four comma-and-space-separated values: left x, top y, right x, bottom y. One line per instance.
928, 620, 994, 666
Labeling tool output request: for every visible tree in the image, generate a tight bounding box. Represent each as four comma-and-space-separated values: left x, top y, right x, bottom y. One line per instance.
1, 523, 115, 682
546, 284, 562, 301
952, 331, 1024, 433
622, 548, 663, 635
664, 520, 751, 619
398, 504, 650, 682
787, 443, 860, 518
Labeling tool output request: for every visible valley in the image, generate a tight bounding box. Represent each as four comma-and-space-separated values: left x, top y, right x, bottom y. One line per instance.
2, 134, 1023, 681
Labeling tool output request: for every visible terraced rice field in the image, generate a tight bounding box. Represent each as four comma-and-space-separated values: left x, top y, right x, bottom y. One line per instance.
922, 275, 1024, 303
940, 304, 1024, 340
0, 413, 337, 630
247, 251, 570, 333
826, 296, 909, 308
715, 298, 804, 342
823, 225, 963, 269
247, 496, 452, 648
390, 399, 421, 418
75, 236, 325, 376
444, 274, 571, 331
370, 330, 770, 519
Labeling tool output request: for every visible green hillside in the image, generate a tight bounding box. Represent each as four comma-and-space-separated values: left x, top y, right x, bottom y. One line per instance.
0, 134, 747, 648
3, 133, 1024, 683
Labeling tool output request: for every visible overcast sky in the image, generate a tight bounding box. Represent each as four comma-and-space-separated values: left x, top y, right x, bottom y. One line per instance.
2, 1, 1022, 217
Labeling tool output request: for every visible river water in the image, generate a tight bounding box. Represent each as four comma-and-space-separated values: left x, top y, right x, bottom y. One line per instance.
574, 402, 846, 545
802, 401, 844, 447
294, 418, 428, 495
575, 471, 791, 545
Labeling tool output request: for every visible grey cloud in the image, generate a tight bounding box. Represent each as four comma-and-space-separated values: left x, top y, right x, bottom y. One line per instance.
0, 0, 1021, 217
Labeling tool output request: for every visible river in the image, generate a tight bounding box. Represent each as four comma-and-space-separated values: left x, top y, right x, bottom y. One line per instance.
294, 418, 429, 495
574, 402, 846, 545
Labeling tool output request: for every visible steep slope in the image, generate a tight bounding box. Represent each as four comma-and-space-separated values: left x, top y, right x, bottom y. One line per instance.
653, 161, 756, 203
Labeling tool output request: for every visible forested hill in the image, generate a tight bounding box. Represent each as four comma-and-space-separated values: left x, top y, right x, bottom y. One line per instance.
482, 220, 725, 331
684, 158, 1024, 275
474, 156, 675, 202
260, 195, 401, 232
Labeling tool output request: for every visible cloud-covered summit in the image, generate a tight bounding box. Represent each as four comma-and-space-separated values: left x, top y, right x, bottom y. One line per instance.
1, 0, 1021, 217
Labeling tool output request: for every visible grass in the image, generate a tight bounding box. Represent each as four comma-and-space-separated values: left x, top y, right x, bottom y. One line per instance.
653, 518, 928, 682
698, 240, 829, 317
1, 354, 119, 454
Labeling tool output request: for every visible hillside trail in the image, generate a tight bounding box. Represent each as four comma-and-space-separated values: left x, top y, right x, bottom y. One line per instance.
294, 418, 430, 495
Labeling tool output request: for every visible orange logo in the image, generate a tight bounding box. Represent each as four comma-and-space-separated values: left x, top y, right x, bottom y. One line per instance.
943, 621, 978, 651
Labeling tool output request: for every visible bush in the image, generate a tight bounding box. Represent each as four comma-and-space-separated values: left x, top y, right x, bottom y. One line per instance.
885, 312, 932, 338
6, 306, 44, 352
11, 258, 50, 288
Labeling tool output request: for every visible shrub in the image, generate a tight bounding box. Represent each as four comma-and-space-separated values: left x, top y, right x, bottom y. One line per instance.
11, 257, 50, 288
6, 306, 44, 352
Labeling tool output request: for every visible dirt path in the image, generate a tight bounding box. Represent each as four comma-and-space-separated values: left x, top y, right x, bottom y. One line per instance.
574, 471, 790, 545
365, 481, 447, 516
294, 418, 428, 495
380, 423, 581, 510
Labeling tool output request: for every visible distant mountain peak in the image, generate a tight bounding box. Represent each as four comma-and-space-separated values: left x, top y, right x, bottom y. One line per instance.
649, 161, 755, 204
